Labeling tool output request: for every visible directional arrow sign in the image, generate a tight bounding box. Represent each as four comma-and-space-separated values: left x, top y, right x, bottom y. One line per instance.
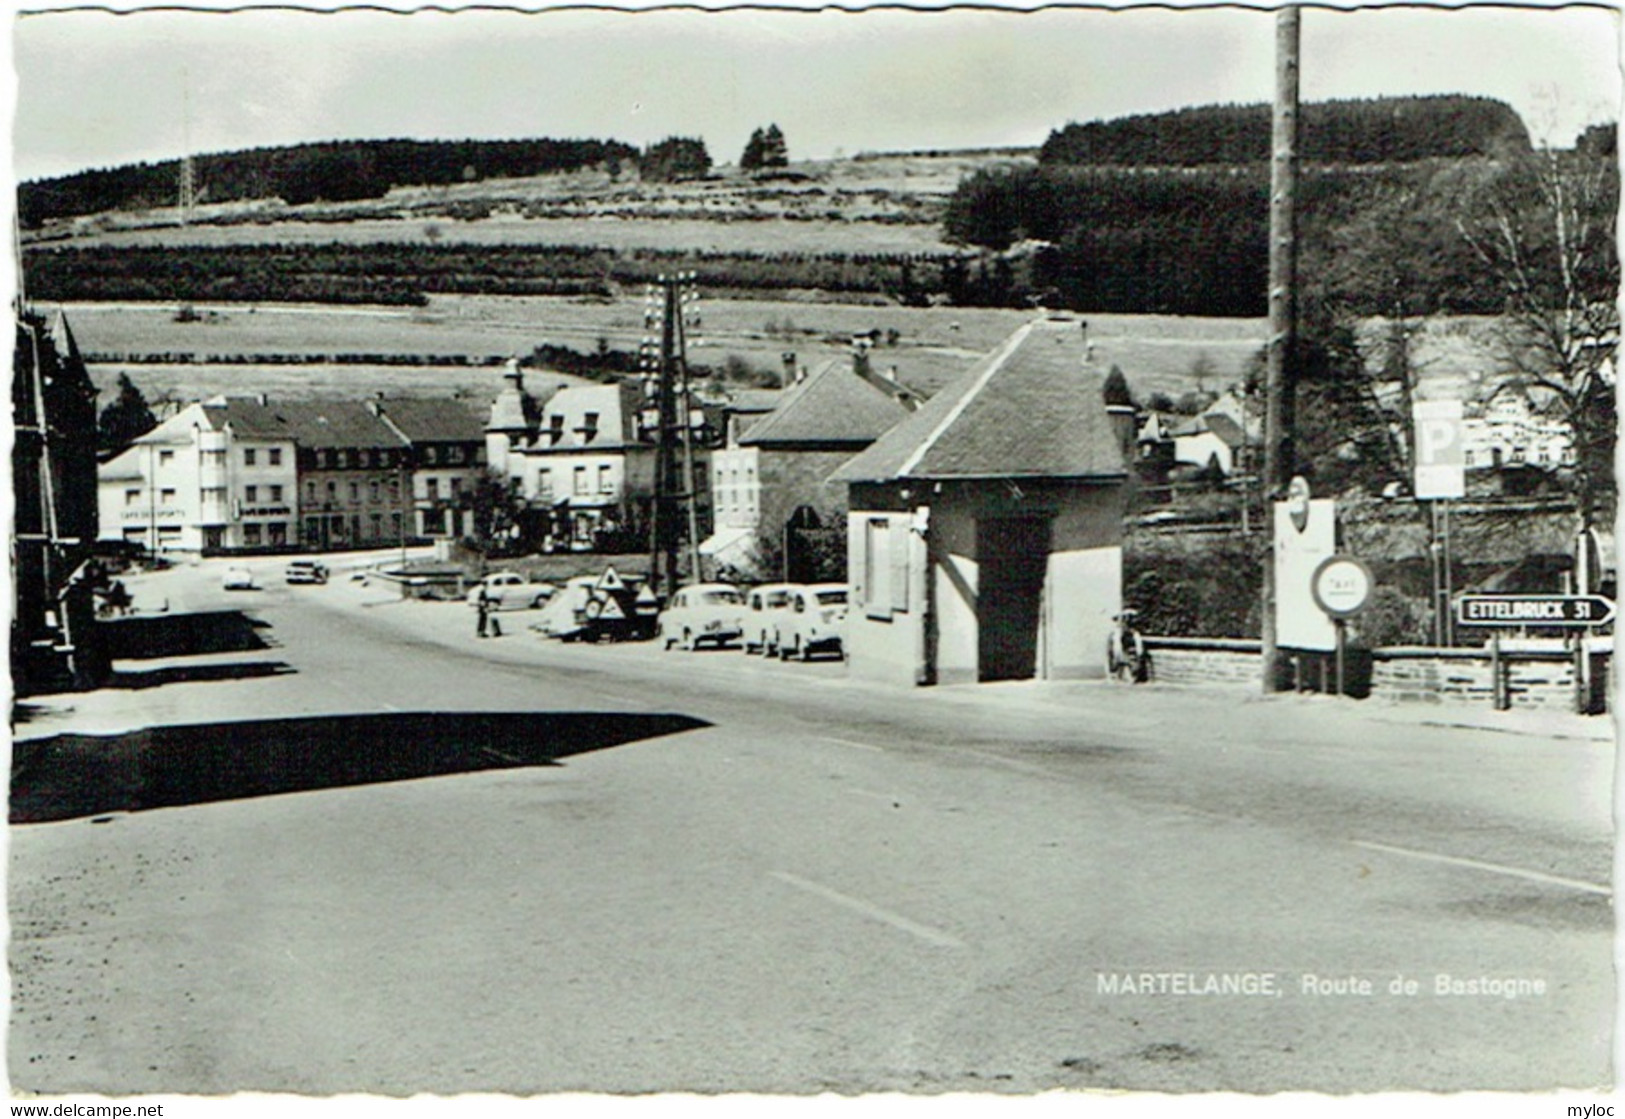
1456, 594, 1616, 628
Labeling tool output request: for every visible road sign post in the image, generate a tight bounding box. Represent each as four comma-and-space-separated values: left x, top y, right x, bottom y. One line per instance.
1311, 554, 1373, 697
1413, 401, 1464, 648
1455, 595, 1616, 628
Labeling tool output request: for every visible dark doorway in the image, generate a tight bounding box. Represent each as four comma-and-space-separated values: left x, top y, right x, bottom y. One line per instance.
977, 515, 1050, 682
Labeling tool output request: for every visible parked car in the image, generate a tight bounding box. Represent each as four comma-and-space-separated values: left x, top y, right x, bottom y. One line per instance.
774, 583, 849, 661
467, 571, 553, 611
222, 565, 257, 591
284, 559, 329, 585
742, 583, 797, 655
658, 584, 745, 651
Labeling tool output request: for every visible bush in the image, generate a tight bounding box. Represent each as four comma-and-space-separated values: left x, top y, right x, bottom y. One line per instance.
1349, 584, 1432, 647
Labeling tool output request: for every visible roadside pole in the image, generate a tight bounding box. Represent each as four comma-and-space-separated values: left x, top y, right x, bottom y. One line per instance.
674, 275, 705, 585
1261, 5, 1301, 694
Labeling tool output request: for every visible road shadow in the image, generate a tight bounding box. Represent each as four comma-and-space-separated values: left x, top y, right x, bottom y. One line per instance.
12, 710, 709, 824
103, 661, 296, 690
98, 611, 272, 661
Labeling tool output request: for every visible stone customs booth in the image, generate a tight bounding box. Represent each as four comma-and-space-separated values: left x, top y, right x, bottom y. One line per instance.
833, 315, 1128, 686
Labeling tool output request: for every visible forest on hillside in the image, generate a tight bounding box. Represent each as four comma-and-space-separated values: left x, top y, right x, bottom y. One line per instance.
940, 160, 1517, 315
943, 98, 1616, 317
18, 137, 640, 227
1038, 95, 1530, 167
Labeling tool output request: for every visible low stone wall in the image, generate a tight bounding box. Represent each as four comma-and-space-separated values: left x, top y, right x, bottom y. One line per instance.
1370, 647, 1594, 712
1140, 636, 1607, 713
1144, 638, 1260, 690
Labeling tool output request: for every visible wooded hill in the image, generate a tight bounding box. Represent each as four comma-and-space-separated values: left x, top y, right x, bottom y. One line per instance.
943, 97, 1616, 317
1038, 95, 1530, 167
18, 137, 640, 227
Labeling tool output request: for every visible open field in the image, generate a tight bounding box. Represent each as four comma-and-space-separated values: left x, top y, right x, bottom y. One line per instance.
84, 362, 598, 413
55, 296, 1270, 402
28, 151, 1034, 251
47, 216, 963, 256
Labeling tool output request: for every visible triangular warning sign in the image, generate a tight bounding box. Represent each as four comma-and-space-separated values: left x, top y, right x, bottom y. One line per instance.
596, 596, 625, 620
634, 584, 658, 606
596, 566, 625, 592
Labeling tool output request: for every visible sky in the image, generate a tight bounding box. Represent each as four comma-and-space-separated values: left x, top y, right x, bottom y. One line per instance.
7, 3, 1623, 182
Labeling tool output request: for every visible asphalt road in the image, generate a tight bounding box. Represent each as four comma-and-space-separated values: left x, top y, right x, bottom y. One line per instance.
9, 557, 1614, 1094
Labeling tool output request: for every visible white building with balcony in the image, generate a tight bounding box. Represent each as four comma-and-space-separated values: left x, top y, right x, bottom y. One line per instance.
97, 397, 297, 553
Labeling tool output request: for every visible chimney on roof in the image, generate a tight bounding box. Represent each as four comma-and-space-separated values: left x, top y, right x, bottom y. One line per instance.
883, 365, 920, 412
781, 352, 797, 388
504, 357, 524, 391
851, 335, 874, 382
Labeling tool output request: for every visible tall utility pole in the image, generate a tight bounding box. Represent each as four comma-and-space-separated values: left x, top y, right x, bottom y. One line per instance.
179, 68, 197, 225
1261, 6, 1301, 694
643, 273, 703, 598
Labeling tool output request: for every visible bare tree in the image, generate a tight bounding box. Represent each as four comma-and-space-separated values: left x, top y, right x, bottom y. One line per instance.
1455, 137, 1618, 526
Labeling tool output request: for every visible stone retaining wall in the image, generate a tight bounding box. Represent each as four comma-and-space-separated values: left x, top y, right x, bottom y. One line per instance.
1145, 647, 1260, 689
1142, 640, 1606, 713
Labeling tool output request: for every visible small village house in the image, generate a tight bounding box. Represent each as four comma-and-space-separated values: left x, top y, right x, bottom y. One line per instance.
833, 315, 1129, 686
371, 397, 487, 541
495, 378, 716, 552
708, 340, 917, 580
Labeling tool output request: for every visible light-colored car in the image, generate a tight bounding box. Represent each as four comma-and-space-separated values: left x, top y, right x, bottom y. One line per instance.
743, 583, 797, 655
774, 583, 849, 661
284, 559, 328, 584
222, 565, 256, 591
467, 571, 553, 611
658, 583, 745, 651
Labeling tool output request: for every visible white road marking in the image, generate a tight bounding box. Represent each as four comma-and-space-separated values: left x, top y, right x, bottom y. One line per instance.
848, 787, 901, 804
821, 736, 884, 753
377, 701, 402, 712
1351, 839, 1612, 897
769, 871, 965, 948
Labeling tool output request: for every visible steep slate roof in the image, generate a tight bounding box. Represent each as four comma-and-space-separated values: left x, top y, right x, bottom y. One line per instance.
133, 400, 220, 444
225, 399, 405, 450
833, 315, 1127, 483
740, 359, 911, 448
216, 397, 298, 440
528, 382, 646, 453
372, 397, 487, 443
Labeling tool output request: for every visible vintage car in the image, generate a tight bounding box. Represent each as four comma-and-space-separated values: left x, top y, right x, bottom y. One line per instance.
222, 565, 257, 591
467, 571, 553, 611
284, 559, 329, 585
657, 584, 745, 651
742, 583, 797, 655
773, 583, 849, 661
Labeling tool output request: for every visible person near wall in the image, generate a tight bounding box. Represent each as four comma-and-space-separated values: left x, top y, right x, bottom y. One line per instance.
1108, 609, 1148, 683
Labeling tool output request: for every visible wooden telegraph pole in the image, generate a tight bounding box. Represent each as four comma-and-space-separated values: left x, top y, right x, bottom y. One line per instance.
1261, 6, 1301, 694
644, 273, 704, 599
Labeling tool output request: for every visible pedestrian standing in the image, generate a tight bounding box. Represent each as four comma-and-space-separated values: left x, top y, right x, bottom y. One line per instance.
477, 586, 491, 638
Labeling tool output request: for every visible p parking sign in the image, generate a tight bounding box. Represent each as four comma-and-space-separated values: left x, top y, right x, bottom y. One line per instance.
1413, 400, 1465, 500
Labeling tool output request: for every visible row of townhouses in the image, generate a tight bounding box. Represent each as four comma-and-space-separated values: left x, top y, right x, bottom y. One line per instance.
482, 343, 918, 569
99, 395, 486, 553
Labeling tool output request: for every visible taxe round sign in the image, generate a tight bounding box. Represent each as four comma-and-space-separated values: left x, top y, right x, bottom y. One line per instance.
1311, 554, 1374, 619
